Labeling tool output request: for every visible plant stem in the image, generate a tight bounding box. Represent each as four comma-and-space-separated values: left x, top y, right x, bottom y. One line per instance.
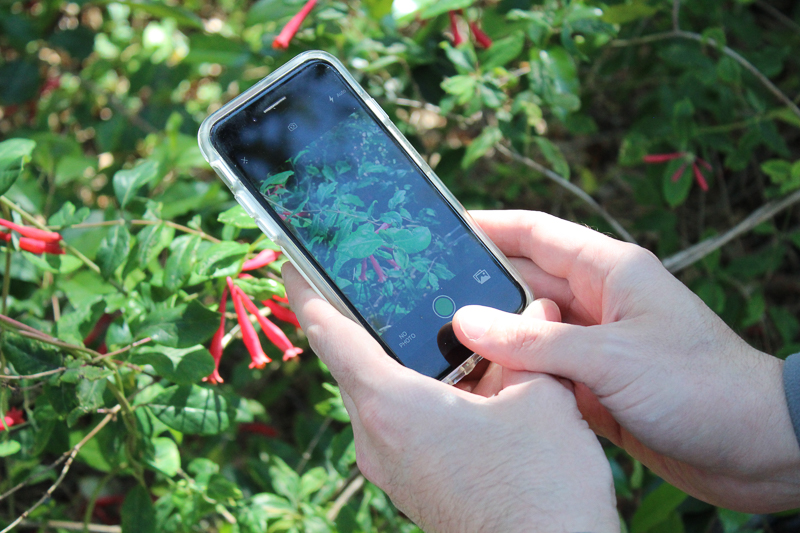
60, 219, 221, 243
610, 30, 800, 122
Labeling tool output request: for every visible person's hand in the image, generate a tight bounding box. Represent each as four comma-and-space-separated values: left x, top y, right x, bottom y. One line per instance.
453, 210, 800, 513
283, 264, 620, 533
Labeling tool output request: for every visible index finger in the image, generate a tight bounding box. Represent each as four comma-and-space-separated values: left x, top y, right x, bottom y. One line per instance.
282, 263, 415, 399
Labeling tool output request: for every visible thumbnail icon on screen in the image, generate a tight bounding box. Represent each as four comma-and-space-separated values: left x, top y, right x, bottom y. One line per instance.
473, 269, 490, 284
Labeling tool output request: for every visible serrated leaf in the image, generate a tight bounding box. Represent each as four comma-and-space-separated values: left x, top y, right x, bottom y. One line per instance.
113, 160, 159, 208
149, 384, 232, 435
138, 300, 218, 348
164, 235, 201, 291
462, 126, 502, 168
0, 138, 36, 196
193, 242, 248, 279
131, 345, 215, 385
121, 484, 156, 533
218, 204, 258, 229
97, 224, 131, 279
1, 331, 63, 376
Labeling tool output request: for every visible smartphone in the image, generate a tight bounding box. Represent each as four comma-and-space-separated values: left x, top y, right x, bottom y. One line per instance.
198, 51, 532, 384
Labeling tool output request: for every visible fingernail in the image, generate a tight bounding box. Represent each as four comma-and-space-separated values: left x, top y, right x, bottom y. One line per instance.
457, 306, 491, 341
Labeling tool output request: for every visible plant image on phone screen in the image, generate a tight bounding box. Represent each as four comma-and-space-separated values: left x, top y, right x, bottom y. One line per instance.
208, 56, 528, 380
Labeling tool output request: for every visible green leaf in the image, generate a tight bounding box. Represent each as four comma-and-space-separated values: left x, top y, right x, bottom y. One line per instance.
193, 242, 249, 280
481, 32, 525, 70
207, 473, 243, 500
163, 235, 201, 291
338, 223, 384, 259
0, 440, 21, 457
662, 159, 692, 208
234, 276, 286, 300
462, 126, 502, 168
269, 456, 301, 502
761, 159, 792, 184
121, 484, 156, 533
383, 227, 432, 254
113, 160, 159, 208
132, 345, 215, 385
0, 138, 36, 196
630, 482, 687, 533
138, 300, 219, 348
420, 0, 473, 19
600, 1, 658, 24
363, 0, 392, 19
218, 204, 258, 229
259, 170, 294, 193
97, 224, 131, 279
145, 437, 181, 477
533, 137, 570, 179
111, 0, 204, 29
48, 201, 90, 227
135, 223, 174, 267
149, 384, 233, 435
1, 331, 62, 376
299, 467, 327, 499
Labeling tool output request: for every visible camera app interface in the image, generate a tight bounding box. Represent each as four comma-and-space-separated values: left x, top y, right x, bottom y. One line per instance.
213, 61, 525, 379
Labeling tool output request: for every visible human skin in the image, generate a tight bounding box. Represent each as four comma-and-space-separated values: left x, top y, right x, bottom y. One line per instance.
453, 210, 800, 513
283, 264, 620, 533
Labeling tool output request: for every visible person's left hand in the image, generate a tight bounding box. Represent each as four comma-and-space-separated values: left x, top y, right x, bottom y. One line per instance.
283, 264, 620, 533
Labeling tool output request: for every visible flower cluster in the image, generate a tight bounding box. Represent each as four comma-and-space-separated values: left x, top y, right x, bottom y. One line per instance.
0, 218, 63, 255
204, 250, 303, 384
643, 152, 712, 192
448, 11, 492, 49
1, 407, 24, 431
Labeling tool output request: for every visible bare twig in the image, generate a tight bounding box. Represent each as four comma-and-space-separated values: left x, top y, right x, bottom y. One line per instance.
19, 520, 121, 532
0, 367, 65, 380
90, 337, 152, 364
58, 219, 221, 244
0, 406, 121, 533
663, 188, 800, 273
496, 144, 637, 243
610, 31, 800, 122
295, 417, 332, 474
326, 474, 365, 521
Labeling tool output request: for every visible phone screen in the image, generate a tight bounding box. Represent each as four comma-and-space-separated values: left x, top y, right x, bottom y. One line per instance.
211, 60, 526, 379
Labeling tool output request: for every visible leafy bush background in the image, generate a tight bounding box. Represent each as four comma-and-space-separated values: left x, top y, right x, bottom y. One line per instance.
1, 0, 800, 532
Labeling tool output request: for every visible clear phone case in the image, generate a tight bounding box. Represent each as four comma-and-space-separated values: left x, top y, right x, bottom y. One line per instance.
197, 50, 533, 384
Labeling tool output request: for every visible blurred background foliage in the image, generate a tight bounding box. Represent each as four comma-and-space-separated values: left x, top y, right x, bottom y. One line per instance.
1, 0, 800, 531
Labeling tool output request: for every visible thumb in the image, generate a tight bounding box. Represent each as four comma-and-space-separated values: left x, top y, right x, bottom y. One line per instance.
452, 305, 607, 387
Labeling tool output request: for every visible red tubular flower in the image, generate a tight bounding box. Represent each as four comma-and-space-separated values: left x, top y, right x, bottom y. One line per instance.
204, 287, 228, 384
0, 219, 61, 243
387, 259, 401, 270
696, 158, 712, 172
375, 222, 390, 233
449, 11, 464, 46
83, 313, 115, 347
262, 299, 301, 328
470, 22, 492, 48
226, 277, 271, 369
670, 162, 689, 183
643, 152, 686, 164
1, 407, 24, 431
369, 254, 387, 283
692, 162, 709, 192
242, 249, 281, 271
273, 0, 317, 50
0, 232, 10, 242
238, 287, 303, 361
359, 258, 368, 281
239, 422, 279, 438
273, 295, 289, 304
19, 237, 64, 255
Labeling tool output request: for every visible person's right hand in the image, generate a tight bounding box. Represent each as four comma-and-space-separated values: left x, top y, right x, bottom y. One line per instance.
453, 210, 800, 513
